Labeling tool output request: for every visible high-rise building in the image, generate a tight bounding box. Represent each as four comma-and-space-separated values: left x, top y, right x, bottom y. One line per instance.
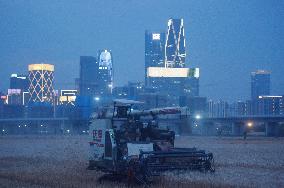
145, 18, 199, 106
10, 74, 29, 91
79, 51, 113, 105
112, 86, 129, 99
179, 96, 207, 116
146, 67, 199, 97
28, 64, 54, 104
97, 49, 113, 96
251, 70, 270, 100
233, 100, 253, 116
7, 89, 21, 105
145, 31, 165, 85
207, 100, 229, 118
256, 95, 284, 115
184, 68, 200, 97
8, 74, 29, 105
79, 56, 98, 96
0, 92, 6, 105
112, 82, 144, 101
165, 18, 186, 68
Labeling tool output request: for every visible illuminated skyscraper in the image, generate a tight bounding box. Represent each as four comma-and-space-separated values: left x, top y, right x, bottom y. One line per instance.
145, 31, 165, 85
28, 64, 54, 104
251, 70, 270, 100
165, 18, 186, 68
79, 51, 113, 103
145, 18, 199, 102
98, 49, 113, 96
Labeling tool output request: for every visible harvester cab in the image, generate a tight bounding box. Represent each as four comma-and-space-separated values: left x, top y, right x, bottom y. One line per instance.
88, 99, 215, 183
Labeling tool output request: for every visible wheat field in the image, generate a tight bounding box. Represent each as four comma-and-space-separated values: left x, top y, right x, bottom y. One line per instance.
0, 135, 283, 188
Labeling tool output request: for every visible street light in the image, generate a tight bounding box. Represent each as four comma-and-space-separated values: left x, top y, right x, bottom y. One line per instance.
247, 122, 253, 127
195, 114, 201, 120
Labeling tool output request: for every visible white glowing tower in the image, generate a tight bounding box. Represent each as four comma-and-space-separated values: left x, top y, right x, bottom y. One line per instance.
165, 18, 186, 68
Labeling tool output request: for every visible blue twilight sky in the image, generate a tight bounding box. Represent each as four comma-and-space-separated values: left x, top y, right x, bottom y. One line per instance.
0, 0, 283, 101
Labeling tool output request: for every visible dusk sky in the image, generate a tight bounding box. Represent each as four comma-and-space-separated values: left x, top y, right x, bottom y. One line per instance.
0, 0, 283, 101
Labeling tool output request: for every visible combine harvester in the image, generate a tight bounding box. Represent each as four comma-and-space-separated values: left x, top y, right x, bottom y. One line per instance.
88, 99, 215, 184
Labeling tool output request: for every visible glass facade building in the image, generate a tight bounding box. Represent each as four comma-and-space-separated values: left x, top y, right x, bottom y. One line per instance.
10, 74, 29, 91
145, 31, 165, 85
79, 51, 113, 105
9, 74, 29, 105
144, 18, 199, 105
79, 56, 98, 96
251, 70, 270, 100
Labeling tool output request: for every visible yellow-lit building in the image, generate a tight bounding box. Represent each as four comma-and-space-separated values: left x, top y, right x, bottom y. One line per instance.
146, 67, 200, 97
28, 63, 55, 104
59, 90, 78, 105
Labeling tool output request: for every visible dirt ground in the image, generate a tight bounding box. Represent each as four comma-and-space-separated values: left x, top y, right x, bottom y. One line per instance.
0, 135, 284, 188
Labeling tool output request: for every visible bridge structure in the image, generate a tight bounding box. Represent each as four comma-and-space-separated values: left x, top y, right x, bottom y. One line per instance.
155, 114, 284, 136
199, 115, 284, 136
0, 117, 88, 135
1, 115, 284, 136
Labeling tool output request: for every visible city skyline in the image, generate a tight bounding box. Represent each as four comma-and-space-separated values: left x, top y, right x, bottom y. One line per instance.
0, 0, 283, 101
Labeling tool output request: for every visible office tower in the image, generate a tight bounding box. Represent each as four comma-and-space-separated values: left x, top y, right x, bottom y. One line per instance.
179, 96, 207, 115
98, 49, 113, 96
257, 95, 284, 115
79, 56, 98, 96
75, 78, 80, 91
165, 18, 186, 68
112, 82, 143, 100
251, 70, 270, 100
207, 100, 229, 117
184, 68, 200, 97
127, 82, 143, 100
0, 92, 6, 105
28, 64, 54, 104
145, 31, 165, 85
232, 101, 253, 116
112, 86, 129, 99
10, 74, 29, 91
147, 67, 199, 96
8, 74, 29, 105
145, 18, 200, 106
7, 89, 21, 105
